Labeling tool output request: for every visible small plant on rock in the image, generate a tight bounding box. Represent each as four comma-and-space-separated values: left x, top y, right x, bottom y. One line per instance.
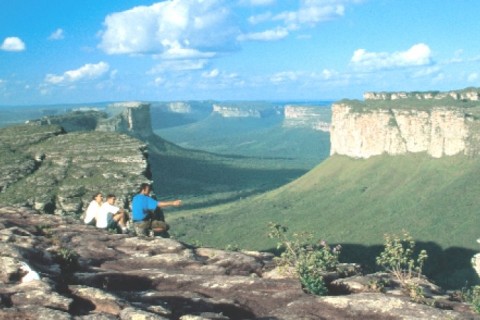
376, 231, 428, 301
55, 247, 80, 273
267, 222, 341, 296
461, 285, 480, 313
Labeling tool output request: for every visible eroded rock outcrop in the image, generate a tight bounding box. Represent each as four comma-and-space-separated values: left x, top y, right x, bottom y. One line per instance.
0, 124, 149, 215
98, 102, 154, 138
330, 89, 480, 158
0, 206, 478, 320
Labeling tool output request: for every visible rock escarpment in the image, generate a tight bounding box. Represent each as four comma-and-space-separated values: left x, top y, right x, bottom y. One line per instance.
98, 101, 154, 138
330, 88, 480, 159
283, 105, 330, 131
0, 123, 149, 216
212, 104, 263, 118
364, 87, 480, 101
0, 206, 477, 320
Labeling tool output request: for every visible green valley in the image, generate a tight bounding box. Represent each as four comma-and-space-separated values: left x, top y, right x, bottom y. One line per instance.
167, 153, 480, 288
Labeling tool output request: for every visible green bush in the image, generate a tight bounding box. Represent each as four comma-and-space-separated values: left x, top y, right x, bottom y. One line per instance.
55, 247, 80, 273
461, 285, 480, 313
267, 222, 341, 295
376, 231, 428, 300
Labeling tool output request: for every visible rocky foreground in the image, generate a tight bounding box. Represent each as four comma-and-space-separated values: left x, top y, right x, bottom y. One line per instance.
0, 205, 478, 320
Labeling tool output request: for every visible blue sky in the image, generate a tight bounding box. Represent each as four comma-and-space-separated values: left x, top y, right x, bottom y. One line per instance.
1, 0, 480, 105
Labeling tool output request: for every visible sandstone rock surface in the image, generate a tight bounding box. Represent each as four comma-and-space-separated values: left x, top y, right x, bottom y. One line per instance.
0, 206, 478, 320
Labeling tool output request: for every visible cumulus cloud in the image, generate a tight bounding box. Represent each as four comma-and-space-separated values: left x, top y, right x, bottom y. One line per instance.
99, 0, 240, 58
270, 71, 300, 84
1, 37, 26, 52
45, 62, 110, 85
350, 43, 432, 71
202, 69, 220, 78
273, 0, 346, 30
48, 28, 65, 40
149, 59, 209, 73
238, 27, 288, 41
411, 66, 441, 78
240, 0, 276, 6
242, 0, 351, 43
248, 12, 273, 25
468, 73, 478, 82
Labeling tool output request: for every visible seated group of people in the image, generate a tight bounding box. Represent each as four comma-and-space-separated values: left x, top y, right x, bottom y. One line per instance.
84, 193, 129, 233
84, 183, 182, 236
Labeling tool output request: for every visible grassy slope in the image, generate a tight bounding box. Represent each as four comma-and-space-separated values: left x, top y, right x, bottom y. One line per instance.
168, 153, 480, 288
146, 134, 310, 208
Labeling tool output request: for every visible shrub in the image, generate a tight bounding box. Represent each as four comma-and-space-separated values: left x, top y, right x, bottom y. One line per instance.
55, 247, 80, 273
461, 285, 480, 313
267, 222, 341, 295
376, 231, 428, 300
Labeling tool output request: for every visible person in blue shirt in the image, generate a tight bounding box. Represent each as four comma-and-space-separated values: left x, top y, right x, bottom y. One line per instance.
131, 183, 182, 236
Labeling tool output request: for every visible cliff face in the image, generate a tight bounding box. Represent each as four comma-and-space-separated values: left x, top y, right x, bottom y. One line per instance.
283, 105, 330, 131
212, 104, 262, 118
330, 89, 480, 159
98, 102, 153, 138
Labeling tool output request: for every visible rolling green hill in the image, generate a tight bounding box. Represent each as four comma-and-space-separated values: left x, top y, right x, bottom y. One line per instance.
168, 153, 480, 288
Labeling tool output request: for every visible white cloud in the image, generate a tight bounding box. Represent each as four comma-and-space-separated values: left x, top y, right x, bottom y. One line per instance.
350, 43, 432, 71
48, 28, 65, 40
468, 73, 479, 82
149, 59, 209, 73
99, 0, 240, 58
202, 69, 220, 78
154, 77, 166, 86
248, 12, 273, 25
411, 66, 441, 78
238, 27, 288, 41
241, 0, 276, 6
1, 37, 26, 52
274, 0, 346, 30
322, 69, 339, 80
45, 62, 110, 85
270, 71, 300, 84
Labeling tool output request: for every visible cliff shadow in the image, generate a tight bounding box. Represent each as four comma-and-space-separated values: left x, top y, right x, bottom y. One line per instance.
267, 242, 480, 290
341, 242, 480, 289
149, 152, 308, 208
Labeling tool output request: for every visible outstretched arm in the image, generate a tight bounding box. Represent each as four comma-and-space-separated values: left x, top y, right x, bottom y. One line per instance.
158, 200, 182, 208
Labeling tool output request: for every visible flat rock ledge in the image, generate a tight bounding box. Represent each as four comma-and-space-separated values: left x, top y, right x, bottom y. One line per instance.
0, 205, 478, 320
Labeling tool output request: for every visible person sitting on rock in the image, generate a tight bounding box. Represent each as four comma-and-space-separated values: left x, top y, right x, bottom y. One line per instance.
97, 194, 129, 234
131, 183, 182, 236
83, 192, 103, 226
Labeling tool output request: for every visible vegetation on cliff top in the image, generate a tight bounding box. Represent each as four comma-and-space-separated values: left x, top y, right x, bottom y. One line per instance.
338, 96, 480, 116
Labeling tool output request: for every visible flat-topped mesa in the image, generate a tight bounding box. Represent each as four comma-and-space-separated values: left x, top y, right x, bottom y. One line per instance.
364, 87, 480, 101
331, 88, 480, 159
167, 101, 192, 113
97, 101, 153, 138
212, 104, 262, 118
283, 105, 330, 131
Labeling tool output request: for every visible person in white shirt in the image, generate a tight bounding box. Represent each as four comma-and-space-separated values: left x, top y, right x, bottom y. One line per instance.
97, 194, 128, 233
84, 193, 103, 225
